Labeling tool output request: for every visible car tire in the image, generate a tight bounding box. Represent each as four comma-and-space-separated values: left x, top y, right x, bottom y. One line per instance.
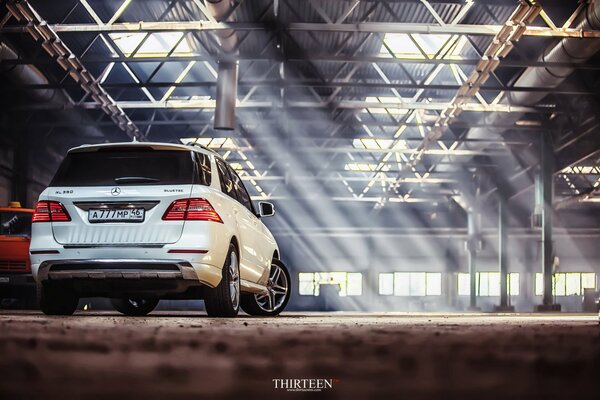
111, 298, 159, 316
241, 259, 291, 317
38, 285, 78, 316
204, 243, 240, 318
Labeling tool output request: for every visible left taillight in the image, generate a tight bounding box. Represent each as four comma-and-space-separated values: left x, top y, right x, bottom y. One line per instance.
162, 198, 223, 223
32, 201, 71, 223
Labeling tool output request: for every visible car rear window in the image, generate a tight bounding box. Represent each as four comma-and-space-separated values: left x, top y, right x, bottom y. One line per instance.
50, 148, 203, 186
0, 211, 32, 237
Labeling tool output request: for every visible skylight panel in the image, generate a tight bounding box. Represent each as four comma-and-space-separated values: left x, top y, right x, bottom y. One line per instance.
109, 32, 192, 57
352, 138, 395, 150
383, 33, 425, 59
363, 96, 409, 115
381, 33, 467, 60
345, 163, 391, 172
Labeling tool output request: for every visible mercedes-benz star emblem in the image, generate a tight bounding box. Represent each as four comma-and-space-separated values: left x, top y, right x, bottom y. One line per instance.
111, 187, 121, 196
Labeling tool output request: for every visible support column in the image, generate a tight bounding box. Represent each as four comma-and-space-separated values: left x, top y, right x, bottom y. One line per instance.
467, 210, 481, 311
536, 132, 561, 312
494, 200, 514, 312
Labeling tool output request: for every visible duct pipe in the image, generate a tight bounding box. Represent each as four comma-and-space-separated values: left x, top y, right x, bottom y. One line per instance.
0, 41, 105, 139
467, 1, 600, 143
206, 0, 238, 130
1, 42, 61, 103
215, 61, 238, 130
443, 2, 600, 208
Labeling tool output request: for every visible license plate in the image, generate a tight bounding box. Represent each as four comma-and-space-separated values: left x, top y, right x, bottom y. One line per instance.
88, 208, 145, 223
0, 277, 9, 283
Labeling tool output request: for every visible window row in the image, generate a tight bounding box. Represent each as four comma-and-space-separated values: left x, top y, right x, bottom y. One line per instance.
297, 272, 598, 297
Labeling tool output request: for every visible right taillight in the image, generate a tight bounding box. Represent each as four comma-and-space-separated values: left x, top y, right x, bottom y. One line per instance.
162, 198, 223, 223
32, 201, 71, 223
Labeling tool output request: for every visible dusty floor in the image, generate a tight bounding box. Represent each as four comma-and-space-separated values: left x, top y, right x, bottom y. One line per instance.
0, 311, 599, 399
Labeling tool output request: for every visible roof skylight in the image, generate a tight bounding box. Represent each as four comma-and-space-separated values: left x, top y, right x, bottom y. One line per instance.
109, 32, 192, 57
353, 138, 408, 150
363, 96, 409, 115
345, 163, 391, 172
382, 33, 467, 60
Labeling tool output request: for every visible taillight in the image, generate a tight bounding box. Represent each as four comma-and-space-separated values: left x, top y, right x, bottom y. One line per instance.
162, 198, 223, 223
32, 201, 71, 223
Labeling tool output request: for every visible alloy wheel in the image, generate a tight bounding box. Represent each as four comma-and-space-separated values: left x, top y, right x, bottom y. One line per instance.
255, 263, 288, 312
229, 251, 240, 310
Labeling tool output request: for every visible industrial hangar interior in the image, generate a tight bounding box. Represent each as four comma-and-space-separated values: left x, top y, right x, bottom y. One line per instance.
1, 0, 600, 398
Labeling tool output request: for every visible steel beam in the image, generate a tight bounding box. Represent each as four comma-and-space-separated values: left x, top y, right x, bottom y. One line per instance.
6, 100, 552, 114
5, 56, 600, 71
5, 22, 600, 39
4, 80, 598, 96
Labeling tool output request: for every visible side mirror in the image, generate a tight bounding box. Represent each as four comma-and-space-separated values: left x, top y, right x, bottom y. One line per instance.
258, 201, 275, 217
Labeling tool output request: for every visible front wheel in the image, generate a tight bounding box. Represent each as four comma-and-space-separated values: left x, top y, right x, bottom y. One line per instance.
111, 298, 159, 316
241, 259, 291, 316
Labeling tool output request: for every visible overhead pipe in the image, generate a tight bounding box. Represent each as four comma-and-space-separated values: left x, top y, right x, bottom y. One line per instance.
467, 1, 600, 143
438, 1, 600, 207
206, 0, 238, 130
1, 42, 62, 104
0, 40, 105, 139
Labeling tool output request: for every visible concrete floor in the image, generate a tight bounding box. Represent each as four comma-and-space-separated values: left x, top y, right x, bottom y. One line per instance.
0, 311, 599, 399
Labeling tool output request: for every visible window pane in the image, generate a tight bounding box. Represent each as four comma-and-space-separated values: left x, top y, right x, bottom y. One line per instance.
195, 153, 211, 186
347, 273, 362, 296
229, 167, 253, 212
535, 273, 543, 296
487, 273, 501, 297
458, 273, 470, 296
51, 149, 195, 186
554, 273, 566, 296
508, 273, 520, 296
410, 273, 426, 296
394, 273, 410, 296
379, 273, 394, 295
478, 273, 488, 296
565, 273, 581, 296
298, 273, 315, 296
426, 273, 442, 296
582, 273, 596, 289
316, 272, 347, 297
216, 159, 235, 198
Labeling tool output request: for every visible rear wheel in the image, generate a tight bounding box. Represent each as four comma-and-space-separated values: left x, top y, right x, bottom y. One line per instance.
204, 243, 240, 317
241, 259, 291, 316
111, 298, 159, 316
39, 285, 79, 316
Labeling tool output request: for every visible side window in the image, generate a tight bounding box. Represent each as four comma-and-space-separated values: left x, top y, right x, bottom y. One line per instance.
194, 152, 212, 186
228, 165, 254, 213
216, 159, 235, 199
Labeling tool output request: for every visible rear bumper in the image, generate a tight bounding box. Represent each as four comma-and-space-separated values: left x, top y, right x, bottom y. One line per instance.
37, 259, 198, 281
33, 256, 222, 289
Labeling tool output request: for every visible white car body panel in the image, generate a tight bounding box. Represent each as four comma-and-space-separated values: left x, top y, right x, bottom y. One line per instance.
30, 142, 279, 295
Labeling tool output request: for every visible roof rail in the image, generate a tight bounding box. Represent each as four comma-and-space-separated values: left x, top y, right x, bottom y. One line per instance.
184, 142, 220, 156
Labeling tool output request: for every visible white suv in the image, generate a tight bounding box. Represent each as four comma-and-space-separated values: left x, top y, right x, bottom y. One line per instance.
30, 142, 291, 317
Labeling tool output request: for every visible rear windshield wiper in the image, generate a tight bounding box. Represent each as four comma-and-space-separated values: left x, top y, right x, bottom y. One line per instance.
114, 176, 160, 184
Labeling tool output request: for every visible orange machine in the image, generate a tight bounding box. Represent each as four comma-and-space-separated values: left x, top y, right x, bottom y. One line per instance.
0, 202, 36, 304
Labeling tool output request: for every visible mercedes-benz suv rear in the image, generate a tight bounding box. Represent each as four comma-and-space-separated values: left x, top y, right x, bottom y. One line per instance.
30, 142, 290, 317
